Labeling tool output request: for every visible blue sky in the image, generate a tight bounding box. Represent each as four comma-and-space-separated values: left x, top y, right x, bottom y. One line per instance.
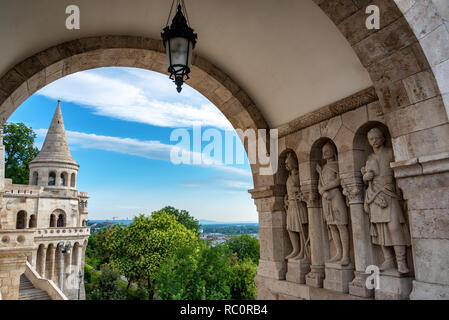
9, 67, 258, 222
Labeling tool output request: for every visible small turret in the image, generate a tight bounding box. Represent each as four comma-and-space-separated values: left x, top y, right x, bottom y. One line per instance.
29, 101, 79, 189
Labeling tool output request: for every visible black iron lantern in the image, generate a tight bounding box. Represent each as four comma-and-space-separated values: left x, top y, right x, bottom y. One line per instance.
161, 0, 197, 93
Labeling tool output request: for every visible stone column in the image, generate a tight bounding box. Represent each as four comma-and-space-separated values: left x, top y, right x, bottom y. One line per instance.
249, 185, 290, 300
46, 246, 56, 282
64, 250, 72, 275
392, 155, 449, 299
56, 170, 60, 187
39, 245, 47, 278
342, 176, 376, 298
302, 182, 327, 288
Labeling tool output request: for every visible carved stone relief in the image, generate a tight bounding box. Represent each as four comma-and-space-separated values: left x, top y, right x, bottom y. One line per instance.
316, 142, 351, 266
362, 127, 411, 275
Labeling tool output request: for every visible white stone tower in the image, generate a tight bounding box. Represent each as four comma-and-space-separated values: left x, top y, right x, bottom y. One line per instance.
28, 101, 79, 189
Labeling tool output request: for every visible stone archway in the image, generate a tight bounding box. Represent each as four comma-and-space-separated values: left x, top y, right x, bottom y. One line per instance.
1, 0, 448, 300
0, 35, 271, 189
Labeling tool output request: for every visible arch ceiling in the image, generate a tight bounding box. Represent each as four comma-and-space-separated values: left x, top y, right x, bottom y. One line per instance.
0, 0, 372, 128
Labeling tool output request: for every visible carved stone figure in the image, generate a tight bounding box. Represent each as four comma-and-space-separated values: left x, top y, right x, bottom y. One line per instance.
362, 128, 411, 274
284, 152, 309, 261
316, 142, 350, 266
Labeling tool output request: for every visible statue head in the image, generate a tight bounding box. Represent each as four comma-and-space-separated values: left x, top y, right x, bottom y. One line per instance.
367, 127, 385, 149
285, 152, 298, 172
322, 142, 336, 161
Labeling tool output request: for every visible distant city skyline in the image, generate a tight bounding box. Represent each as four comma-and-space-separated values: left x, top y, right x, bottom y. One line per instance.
9, 67, 258, 223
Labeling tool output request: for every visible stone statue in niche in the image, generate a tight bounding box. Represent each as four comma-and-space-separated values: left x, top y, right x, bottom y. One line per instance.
284, 152, 310, 261
361, 127, 411, 274
316, 142, 350, 266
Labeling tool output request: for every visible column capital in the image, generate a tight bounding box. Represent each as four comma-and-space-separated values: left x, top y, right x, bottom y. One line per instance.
341, 173, 365, 205
342, 183, 365, 205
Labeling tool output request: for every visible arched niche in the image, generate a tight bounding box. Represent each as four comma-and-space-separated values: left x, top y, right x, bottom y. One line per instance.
309, 138, 355, 266
353, 121, 392, 174
54, 210, 66, 228
353, 121, 414, 276
275, 149, 297, 265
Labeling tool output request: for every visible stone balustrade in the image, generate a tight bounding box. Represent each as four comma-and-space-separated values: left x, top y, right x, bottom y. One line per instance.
24, 261, 67, 300
34, 227, 90, 239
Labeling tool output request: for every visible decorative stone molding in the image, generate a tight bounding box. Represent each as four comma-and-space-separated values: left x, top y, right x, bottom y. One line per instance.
391, 152, 449, 178
248, 185, 284, 200
277, 87, 378, 138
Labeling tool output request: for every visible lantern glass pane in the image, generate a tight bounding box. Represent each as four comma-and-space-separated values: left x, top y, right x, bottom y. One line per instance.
169, 37, 189, 73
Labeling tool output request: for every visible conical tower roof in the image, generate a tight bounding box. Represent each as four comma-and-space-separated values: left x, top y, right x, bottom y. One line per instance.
30, 101, 78, 167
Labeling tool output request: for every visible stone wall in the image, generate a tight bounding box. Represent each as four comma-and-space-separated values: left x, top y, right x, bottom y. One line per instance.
252, 90, 449, 299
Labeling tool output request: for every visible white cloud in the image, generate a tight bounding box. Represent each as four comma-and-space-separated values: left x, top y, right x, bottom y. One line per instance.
35, 128, 251, 179
37, 68, 233, 130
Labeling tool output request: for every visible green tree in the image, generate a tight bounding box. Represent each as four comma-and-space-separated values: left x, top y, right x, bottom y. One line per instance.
153, 206, 201, 234
226, 234, 260, 263
229, 257, 258, 300
3, 122, 39, 184
85, 227, 114, 269
154, 241, 232, 300
88, 265, 127, 300
106, 212, 197, 299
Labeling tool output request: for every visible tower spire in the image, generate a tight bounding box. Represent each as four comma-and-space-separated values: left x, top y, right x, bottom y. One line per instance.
30, 101, 78, 167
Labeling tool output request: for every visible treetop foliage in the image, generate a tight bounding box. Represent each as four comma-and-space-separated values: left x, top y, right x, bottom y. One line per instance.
225, 234, 260, 263
3, 122, 39, 185
152, 206, 201, 234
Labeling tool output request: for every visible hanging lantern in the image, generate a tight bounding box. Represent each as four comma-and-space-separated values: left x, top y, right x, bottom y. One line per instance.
161, 0, 198, 93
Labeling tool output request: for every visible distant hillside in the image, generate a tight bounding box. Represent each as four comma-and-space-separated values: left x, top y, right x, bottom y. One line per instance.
199, 220, 258, 225
88, 219, 133, 226
89, 219, 258, 226
201, 223, 259, 235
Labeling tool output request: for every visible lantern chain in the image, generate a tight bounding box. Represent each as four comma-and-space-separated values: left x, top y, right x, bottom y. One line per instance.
166, 0, 191, 28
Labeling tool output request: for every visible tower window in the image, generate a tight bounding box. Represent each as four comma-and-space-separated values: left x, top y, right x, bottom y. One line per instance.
32, 171, 38, 185
71, 173, 76, 188
29, 214, 37, 228
50, 214, 56, 227
16, 211, 27, 229
57, 214, 66, 227
48, 172, 56, 186
60, 172, 68, 186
